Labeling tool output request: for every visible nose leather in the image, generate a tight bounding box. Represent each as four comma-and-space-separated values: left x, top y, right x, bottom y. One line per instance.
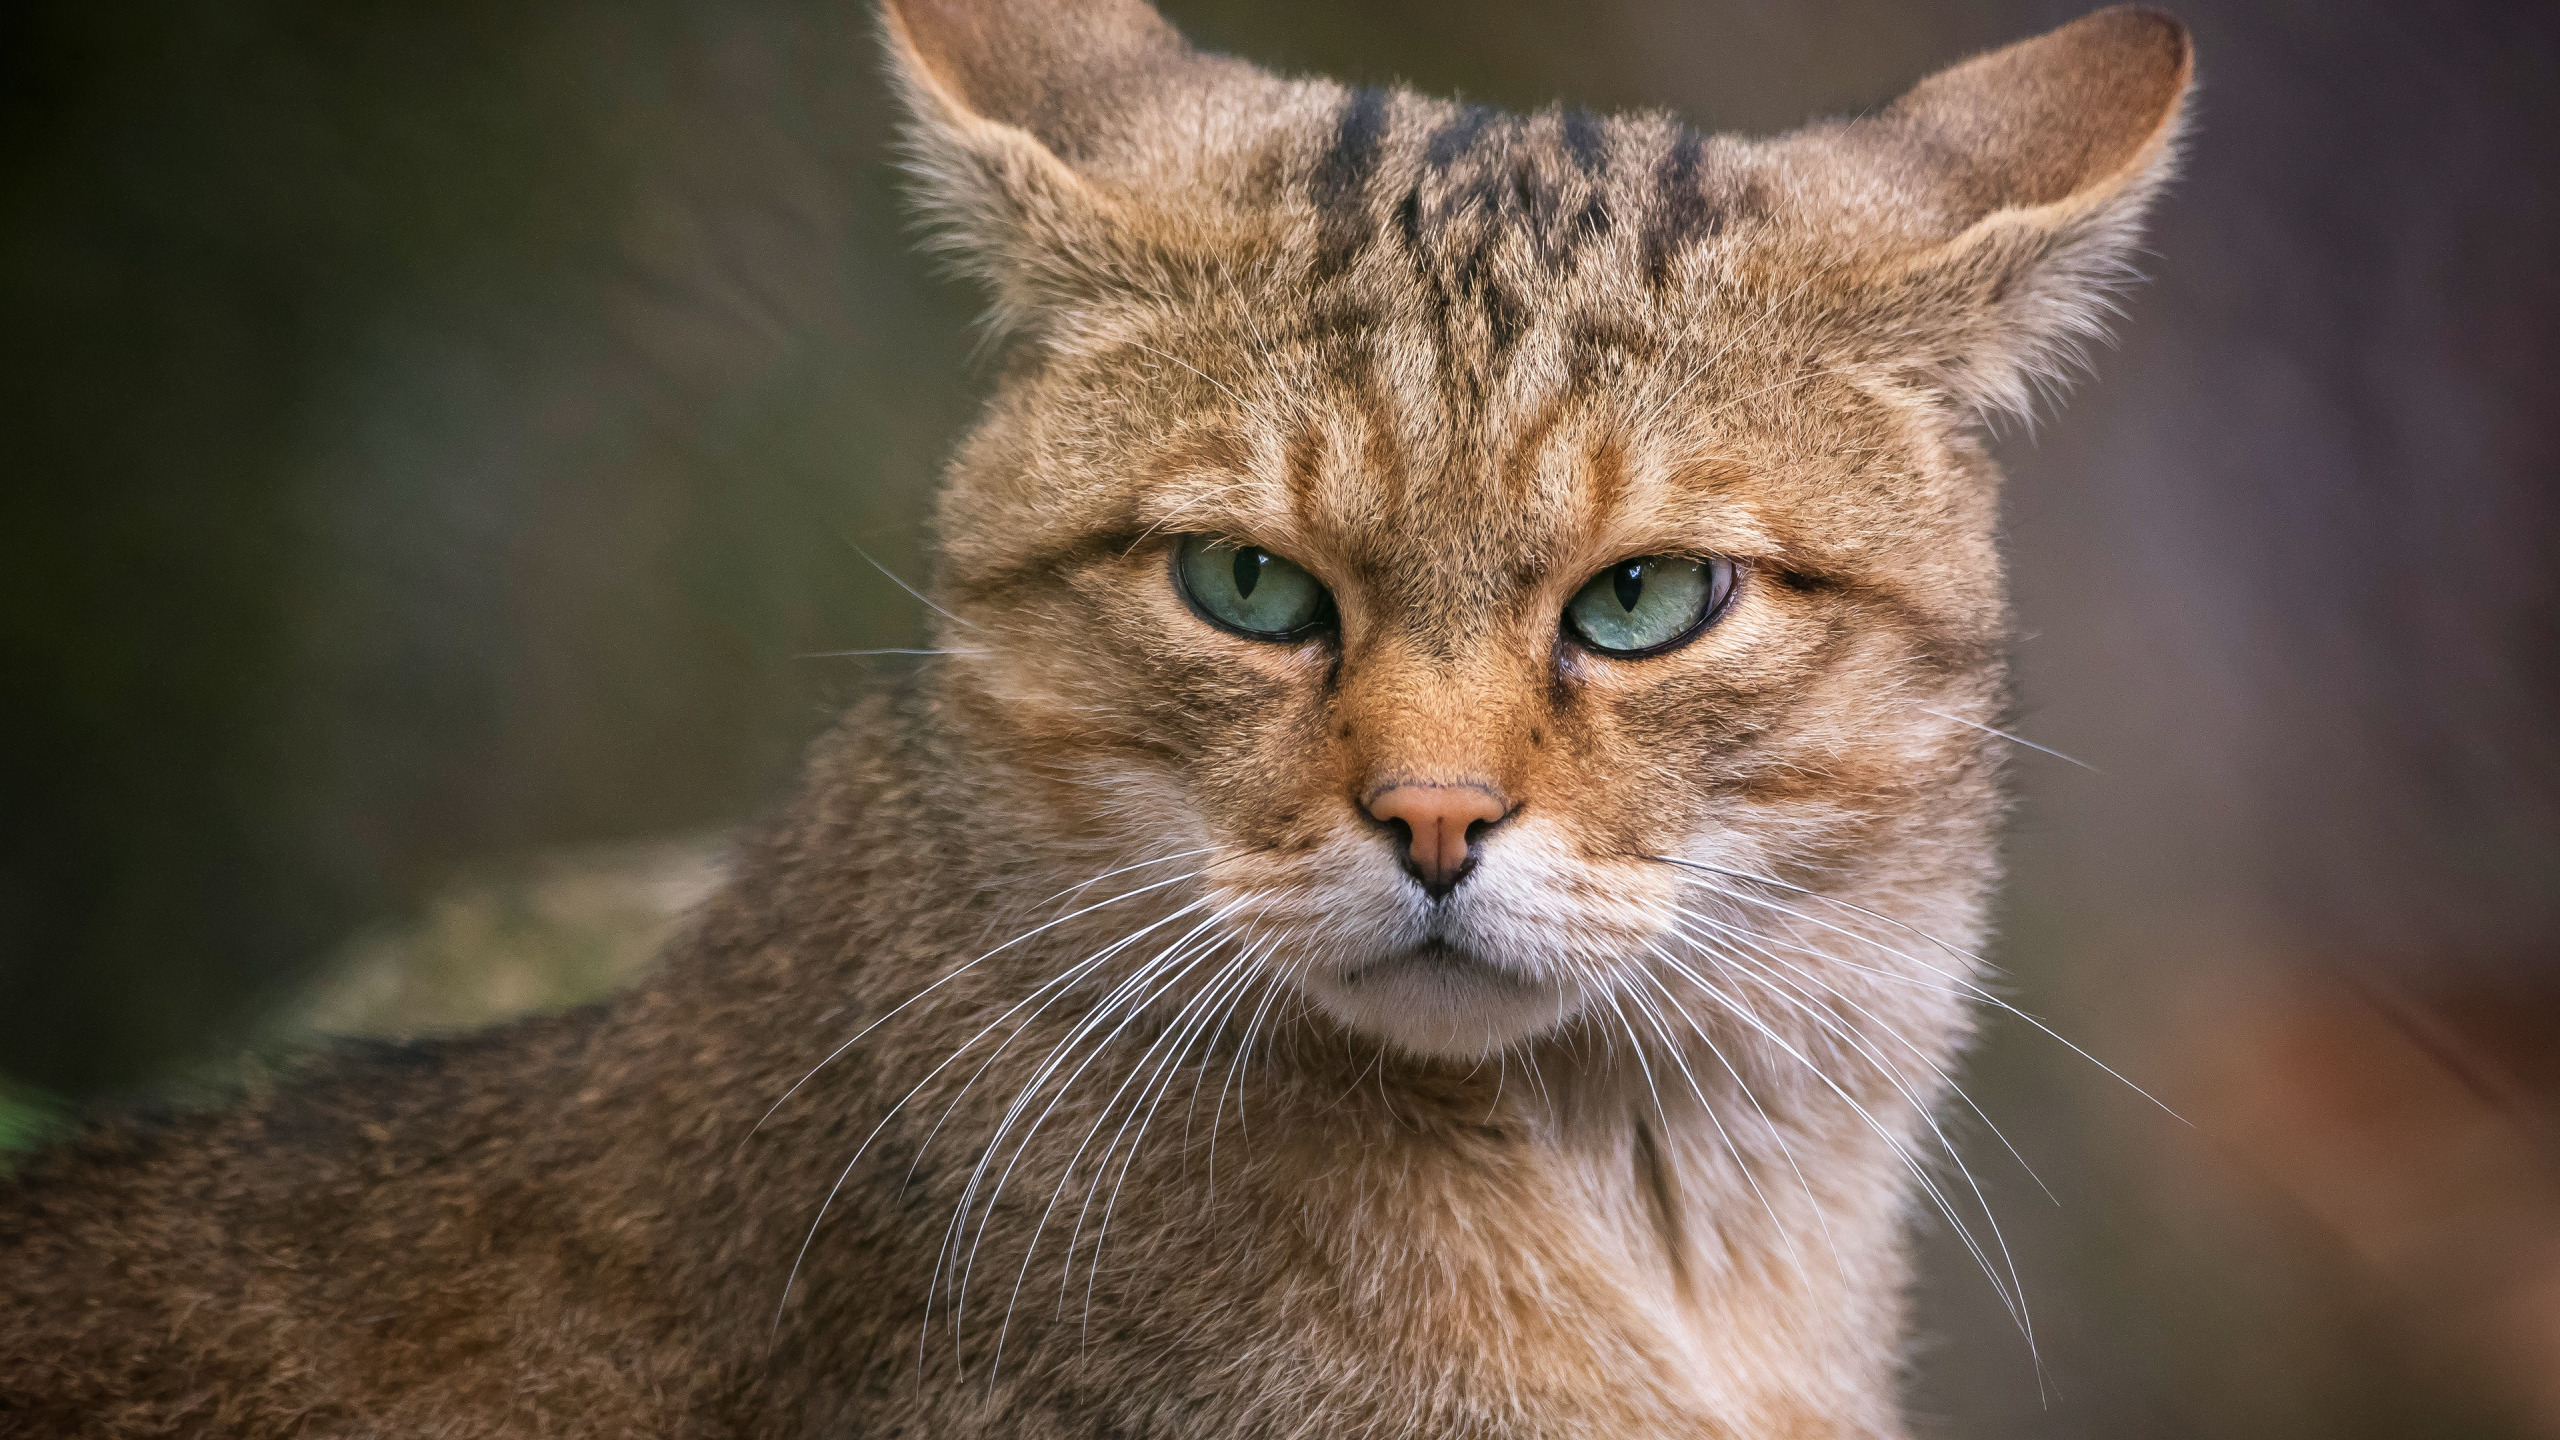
1364, 783, 1510, 894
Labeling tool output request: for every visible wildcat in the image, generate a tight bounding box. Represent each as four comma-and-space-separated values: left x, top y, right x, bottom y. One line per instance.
0, 1, 2190, 1434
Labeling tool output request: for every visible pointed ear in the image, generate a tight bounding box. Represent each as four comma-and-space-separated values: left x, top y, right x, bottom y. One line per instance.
1808, 7, 2194, 423
880, 0, 1276, 334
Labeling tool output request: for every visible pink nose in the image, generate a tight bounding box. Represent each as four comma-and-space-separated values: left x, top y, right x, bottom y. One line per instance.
1363, 783, 1511, 893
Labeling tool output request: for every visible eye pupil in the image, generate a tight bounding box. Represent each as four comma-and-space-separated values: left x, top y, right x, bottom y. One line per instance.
1176, 535, 1329, 641
1564, 554, 1732, 658
1612, 563, 1644, 613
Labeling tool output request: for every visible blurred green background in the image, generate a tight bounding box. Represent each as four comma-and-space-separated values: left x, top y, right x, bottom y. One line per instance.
5, 1, 2558, 1435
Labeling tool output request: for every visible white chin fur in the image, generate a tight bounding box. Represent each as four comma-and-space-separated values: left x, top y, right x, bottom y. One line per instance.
1301, 952, 1583, 1061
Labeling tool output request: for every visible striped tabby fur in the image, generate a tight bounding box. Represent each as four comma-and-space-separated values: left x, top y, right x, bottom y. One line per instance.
2, 3, 2190, 1435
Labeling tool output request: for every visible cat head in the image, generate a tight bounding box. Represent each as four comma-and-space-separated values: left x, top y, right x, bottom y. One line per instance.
887, 0, 2190, 1060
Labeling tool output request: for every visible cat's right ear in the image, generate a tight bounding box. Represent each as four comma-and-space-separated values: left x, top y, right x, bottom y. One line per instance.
880, 0, 1269, 335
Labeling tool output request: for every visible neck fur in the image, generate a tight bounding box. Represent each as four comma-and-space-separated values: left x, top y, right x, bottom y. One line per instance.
620, 691, 1945, 1436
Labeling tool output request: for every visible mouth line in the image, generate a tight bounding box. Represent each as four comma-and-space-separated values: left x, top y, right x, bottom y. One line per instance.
1340, 938, 1531, 989
1404, 938, 1476, 969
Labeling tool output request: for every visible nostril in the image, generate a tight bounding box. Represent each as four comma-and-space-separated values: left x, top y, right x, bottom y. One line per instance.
1360, 782, 1513, 893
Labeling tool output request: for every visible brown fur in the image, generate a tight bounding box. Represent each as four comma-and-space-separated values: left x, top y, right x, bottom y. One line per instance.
0, 4, 2191, 1435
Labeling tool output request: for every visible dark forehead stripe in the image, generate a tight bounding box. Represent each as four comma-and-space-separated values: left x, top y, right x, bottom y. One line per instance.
1296, 95, 1638, 412
1558, 107, 1608, 175
1392, 131, 1530, 385
1398, 112, 1613, 265
1309, 88, 1392, 280
1308, 93, 1627, 292
1642, 128, 1720, 286
1424, 104, 1499, 170
1384, 110, 1621, 374
1547, 108, 1616, 270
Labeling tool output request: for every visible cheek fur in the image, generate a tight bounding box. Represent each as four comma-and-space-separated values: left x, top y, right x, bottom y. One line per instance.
1000, 554, 1351, 852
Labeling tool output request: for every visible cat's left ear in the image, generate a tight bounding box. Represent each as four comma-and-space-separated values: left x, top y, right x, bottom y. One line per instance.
1793, 7, 2195, 423
880, 0, 1283, 335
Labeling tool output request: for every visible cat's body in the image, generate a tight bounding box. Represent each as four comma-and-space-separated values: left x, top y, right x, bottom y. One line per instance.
2, 2, 2190, 1435
3, 690, 1904, 1436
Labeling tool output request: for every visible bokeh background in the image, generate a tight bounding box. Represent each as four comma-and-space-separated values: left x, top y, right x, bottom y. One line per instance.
5, 0, 2557, 1434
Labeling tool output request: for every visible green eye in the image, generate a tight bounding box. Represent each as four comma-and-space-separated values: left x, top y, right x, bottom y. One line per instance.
1563, 555, 1735, 657
1174, 535, 1332, 640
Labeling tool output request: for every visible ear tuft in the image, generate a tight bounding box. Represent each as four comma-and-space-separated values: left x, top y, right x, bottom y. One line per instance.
878, 0, 1280, 337
882, 0, 1191, 164
1815, 7, 2195, 426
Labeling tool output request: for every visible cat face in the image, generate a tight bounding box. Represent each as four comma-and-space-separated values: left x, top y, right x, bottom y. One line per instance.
899, 0, 2188, 1060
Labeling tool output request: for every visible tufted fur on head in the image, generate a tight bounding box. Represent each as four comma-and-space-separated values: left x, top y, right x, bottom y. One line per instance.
1, 5, 2189, 1437
891, 0, 2187, 416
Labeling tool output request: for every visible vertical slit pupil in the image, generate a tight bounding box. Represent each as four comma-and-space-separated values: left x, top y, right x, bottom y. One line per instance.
1612, 563, 1645, 613
1233, 547, 1263, 599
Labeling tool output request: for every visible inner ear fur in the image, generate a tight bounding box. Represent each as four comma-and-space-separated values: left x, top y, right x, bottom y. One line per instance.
1823, 6, 2195, 422
881, 0, 1278, 334
1884, 6, 2192, 218
884, 0, 1193, 163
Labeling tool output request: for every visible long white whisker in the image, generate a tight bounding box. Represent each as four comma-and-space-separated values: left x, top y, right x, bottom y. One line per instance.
1039, 846, 1227, 910
1646, 941, 2034, 1341
852, 542, 975, 630
1615, 975, 1816, 1287
1208, 929, 1298, 1188
939, 900, 1253, 1357
750, 869, 1207, 1141
1049, 932, 1283, 1326
912, 898, 1240, 1354
1077, 942, 1270, 1340
1670, 902, 2055, 1204
931, 932, 1211, 1366
1630, 945, 1839, 1277
1596, 981, 1671, 1129
1916, 706, 2096, 771
1241, 948, 1320, 1139
900, 902, 1222, 1198
776, 895, 1213, 1333
983, 937, 1266, 1380
1657, 931, 2036, 1349
1647, 856, 2181, 1120
1672, 922, 2037, 1347
1521, 1042, 1555, 1116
